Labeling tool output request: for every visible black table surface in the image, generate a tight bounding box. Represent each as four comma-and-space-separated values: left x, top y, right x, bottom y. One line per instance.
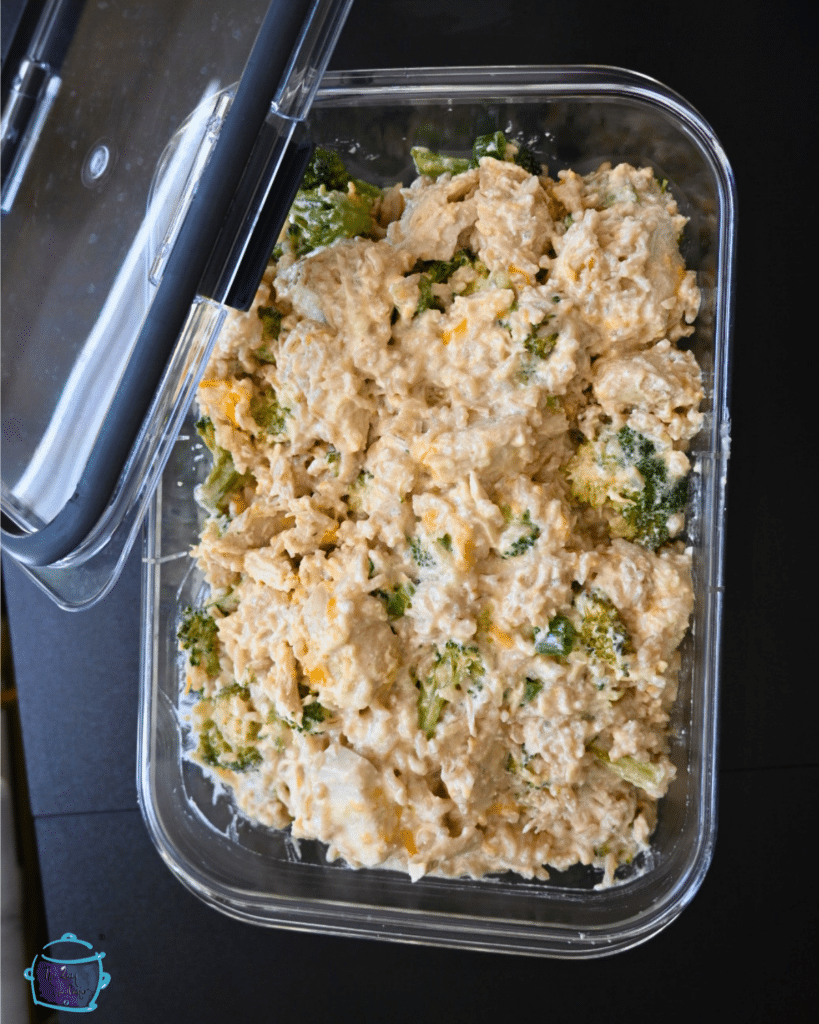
4, 2, 816, 1021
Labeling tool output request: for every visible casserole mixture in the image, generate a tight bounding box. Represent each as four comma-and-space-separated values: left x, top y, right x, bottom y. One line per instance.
179, 136, 703, 885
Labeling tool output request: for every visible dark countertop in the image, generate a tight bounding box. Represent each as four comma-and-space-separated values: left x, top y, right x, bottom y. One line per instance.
4, 2, 816, 1021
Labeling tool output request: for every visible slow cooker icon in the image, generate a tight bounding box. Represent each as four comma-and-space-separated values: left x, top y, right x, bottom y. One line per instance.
24, 933, 110, 1012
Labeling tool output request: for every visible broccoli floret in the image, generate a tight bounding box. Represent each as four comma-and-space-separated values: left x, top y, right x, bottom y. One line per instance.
411, 146, 471, 178
286, 147, 384, 257
287, 186, 376, 257
212, 587, 240, 616
178, 608, 220, 677
256, 305, 282, 363
215, 680, 251, 701
513, 145, 542, 176
523, 322, 558, 361
372, 581, 415, 621
576, 589, 632, 675
284, 677, 335, 733
301, 147, 352, 192
197, 447, 255, 517
195, 416, 216, 452
299, 701, 333, 733
521, 677, 544, 705
268, 694, 333, 735
412, 133, 541, 181
504, 745, 549, 789
407, 534, 435, 568
415, 275, 446, 317
346, 470, 373, 513
325, 447, 341, 476
257, 305, 282, 341
423, 249, 476, 285
534, 614, 577, 659
615, 426, 689, 548
565, 426, 689, 550
588, 743, 667, 794
249, 386, 289, 437
501, 509, 541, 558
412, 249, 481, 317
195, 416, 255, 515
437, 533, 453, 553
198, 717, 262, 773
472, 131, 508, 163
472, 132, 541, 174
225, 746, 263, 772
417, 641, 484, 738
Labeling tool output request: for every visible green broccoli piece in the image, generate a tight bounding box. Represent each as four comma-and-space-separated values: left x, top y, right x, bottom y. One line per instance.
299, 701, 333, 733
615, 426, 689, 549
423, 249, 476, 284
407, 535, 435, 568
412, 133, 541, 181
346, 470, 373, 513
287, 148, 381, 255
283, 677, 335, 734
178, 608, 221, 677
501, 509, 541, 558
195, 416, 217, 452
523, 321, 558, 361
417, 641, 484, 738
195, 416, 255, 515
437, 533, 453, 553
287, 186, 376, 257
411, 146, 471, 178
588, 743, 667, 793
256, 305, 282, 363
215, 680, 251, 701
576, 589, 633, 675
301, 147, 352, 192
534, 614, 577, 659
198, 719, 228, 766
412, 249, 480, 317
521, 677, 544, 704
565, 426, 689, 550
513, 145, 542, 176
472, 131, 508, 163
472, 132, 540, 174
372, 581, 415, 621
415, 275, 446, 317
249, 386, 289, 437
197, 447, 255, 517
287, 147, 383, 260
198, 718, 262, 773
257, 305, 282, 341
212, 587, 240, 616
225, 746, 263, 772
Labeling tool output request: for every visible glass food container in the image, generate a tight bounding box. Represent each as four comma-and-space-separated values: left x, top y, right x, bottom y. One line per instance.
139, 65, 735, 957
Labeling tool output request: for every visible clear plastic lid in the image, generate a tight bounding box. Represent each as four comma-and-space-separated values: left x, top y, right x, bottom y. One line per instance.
1, 0, 353, 608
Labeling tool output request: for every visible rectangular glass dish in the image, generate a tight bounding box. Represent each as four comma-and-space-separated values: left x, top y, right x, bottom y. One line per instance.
138, 65, 734, 957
